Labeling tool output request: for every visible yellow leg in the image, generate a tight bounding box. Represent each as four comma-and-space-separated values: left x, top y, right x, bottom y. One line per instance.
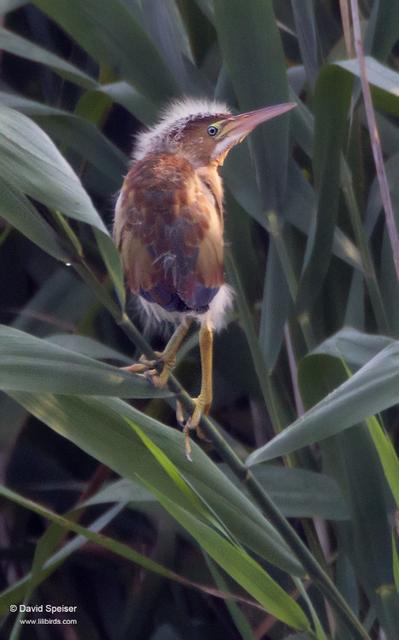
122, 318, 192, 388
184, 322, 213, 459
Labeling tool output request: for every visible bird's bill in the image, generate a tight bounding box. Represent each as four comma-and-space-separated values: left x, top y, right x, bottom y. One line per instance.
221, 102, 296, 142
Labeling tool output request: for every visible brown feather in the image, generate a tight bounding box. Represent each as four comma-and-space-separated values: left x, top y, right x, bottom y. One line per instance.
114, 153, 224, 308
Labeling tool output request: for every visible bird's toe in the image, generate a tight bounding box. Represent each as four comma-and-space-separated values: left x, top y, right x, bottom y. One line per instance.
179, 395, 211, 460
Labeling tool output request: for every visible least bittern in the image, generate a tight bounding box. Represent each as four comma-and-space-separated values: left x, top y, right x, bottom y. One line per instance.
113, 98, 295, 457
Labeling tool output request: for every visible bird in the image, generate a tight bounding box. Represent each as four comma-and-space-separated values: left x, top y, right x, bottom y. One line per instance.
113, 97, 295, 457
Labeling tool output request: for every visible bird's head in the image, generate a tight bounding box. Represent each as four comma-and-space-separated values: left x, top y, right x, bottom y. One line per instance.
133, 98, 296, 168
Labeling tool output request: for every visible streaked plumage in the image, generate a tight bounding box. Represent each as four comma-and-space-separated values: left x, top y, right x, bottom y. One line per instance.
114, 97, 295, 457
114, 151, 228, 324
114, 99, 234, 331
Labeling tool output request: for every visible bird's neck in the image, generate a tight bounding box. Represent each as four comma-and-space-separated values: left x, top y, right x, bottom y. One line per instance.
197, 164, 224, 218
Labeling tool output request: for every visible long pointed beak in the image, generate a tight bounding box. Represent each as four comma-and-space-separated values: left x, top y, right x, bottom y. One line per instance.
222, 102, 296, 141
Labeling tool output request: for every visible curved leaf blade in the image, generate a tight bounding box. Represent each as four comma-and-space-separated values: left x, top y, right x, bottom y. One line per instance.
246, 344, 399, 464
0, 325, 167, 398
367, 415, 399, 508
47, 333, 131, 363
8, 391, 304, 577
33, 0, 178, 103
0, 176, 68, 262
313, 327, 393, 370
296, 65, 352, 314
0, 104, 124, 305
0, 25, 98, 89
0, 486, 232, 614
0, 91, 127, 192
252, 465, 349, 520
0, 104, 106, 233
214, 0, 291, 210
337, 56, 399, 117
143, 478, 310, 631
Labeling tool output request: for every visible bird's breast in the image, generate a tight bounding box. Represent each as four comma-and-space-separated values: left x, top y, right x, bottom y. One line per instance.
113, 153, 225, 314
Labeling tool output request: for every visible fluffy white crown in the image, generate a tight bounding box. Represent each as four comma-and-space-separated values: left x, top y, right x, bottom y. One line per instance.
133, 96, 231, 160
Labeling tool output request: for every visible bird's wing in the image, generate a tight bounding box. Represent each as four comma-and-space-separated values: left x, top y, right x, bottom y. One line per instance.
113, 155, 224, 312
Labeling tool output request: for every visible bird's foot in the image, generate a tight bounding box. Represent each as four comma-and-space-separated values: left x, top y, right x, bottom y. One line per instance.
176, 397, 210, 461
122, 352, 175, 388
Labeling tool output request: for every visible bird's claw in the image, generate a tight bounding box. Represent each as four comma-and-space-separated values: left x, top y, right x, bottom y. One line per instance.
143, 366, 167, 388
122, 352, 174, 388
176, 397, 210, 461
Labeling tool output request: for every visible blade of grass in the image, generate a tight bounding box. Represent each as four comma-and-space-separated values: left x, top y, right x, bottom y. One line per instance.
246, 342, 399, 464
46, 333, 130, 363
260, 243, 292, 371
345, 271, 365, 329
312, 327, 392, 370
0, 486, 261, 615
0, 175, 69, 262
137, 0, 200, 93
0, 91, 127, 193
99, 81, 158, 123
339, 0, 354, 57
71, 245, 370, 638
350, 0, 399, 282
0, 104, 125, 307
214, 0, 291, 211
138, 476, 310, 631
20, 189, 370, 639
293, 577, 328, 640
291, 0, 320, 89
0, 25, 97, 89
205, 556, 255, 640
366, 415, 399, 507
365, 151, 399, 240
33, 0, 178, 103
296, 66, 353, 316
251, 465, 349, 521
224, 144, 362, 274
369, 0, 399, 61
127, 419, 234, 539
8, 503, 126, 639
298, 355, 399, 637
340, 156, 390, 333
0, 324, 169, 397
392, 534, 399, 592
225, 249, 287, 433
8, 391, 304, 576
0, 105, 107, 234
128, 419, 311, 631
380, 229, 399, 336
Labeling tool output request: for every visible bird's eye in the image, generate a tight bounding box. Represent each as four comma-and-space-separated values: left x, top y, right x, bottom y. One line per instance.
207, 125, 219, 137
